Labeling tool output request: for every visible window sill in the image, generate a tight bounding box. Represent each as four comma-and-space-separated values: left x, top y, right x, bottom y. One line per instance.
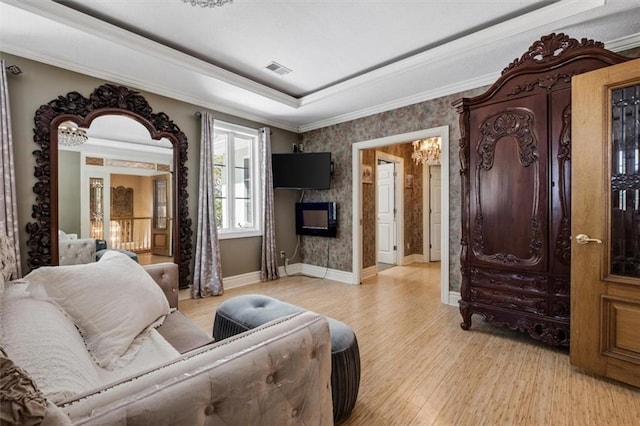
218, 230, 263, 240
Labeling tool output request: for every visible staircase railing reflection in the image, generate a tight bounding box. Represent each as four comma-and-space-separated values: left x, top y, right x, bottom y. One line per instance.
109, 217, 152, 252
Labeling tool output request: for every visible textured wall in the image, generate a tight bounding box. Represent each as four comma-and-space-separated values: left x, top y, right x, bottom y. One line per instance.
302, 87, 487, 290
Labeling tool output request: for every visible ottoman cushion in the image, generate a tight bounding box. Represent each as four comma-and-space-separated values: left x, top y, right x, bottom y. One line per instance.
214, 294, 302, 333
214, 294, 360, 423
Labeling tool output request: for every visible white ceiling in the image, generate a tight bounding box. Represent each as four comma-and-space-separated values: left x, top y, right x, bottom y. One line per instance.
1, 0, 639, 133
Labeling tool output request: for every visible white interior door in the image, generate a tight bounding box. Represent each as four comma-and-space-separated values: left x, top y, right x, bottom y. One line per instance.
377, 162, 396, 264
430, 166, 441, 261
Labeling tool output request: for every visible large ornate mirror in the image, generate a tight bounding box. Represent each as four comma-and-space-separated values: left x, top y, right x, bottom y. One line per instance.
27, 84, 192, 287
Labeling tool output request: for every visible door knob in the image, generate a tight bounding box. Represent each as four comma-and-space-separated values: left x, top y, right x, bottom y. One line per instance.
575, 234, 603, 245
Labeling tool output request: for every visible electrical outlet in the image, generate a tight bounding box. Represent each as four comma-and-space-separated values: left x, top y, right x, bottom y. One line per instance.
280, 250, 286, 259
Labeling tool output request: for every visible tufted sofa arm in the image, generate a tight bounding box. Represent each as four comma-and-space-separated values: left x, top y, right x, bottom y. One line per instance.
57, 311, 334, 425
144, 262, 179, 309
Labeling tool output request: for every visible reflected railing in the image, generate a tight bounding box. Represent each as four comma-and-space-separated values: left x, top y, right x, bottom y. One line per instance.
109, 217, 152, 252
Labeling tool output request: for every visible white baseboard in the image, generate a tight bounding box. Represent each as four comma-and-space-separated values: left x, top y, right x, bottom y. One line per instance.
223, 270, 263, 290
223, 262, 354, 289
280, 262, 302, 276
402, 254, 425, 265
448, 291, 460, 307
299, 264, 355, 284
223, 263, 302, 289
221, 264, 465, 293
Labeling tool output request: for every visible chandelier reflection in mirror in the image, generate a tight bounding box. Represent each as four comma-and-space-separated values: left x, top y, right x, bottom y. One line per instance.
58, 121, 88, 147
183, 0, 232, 7
411, 137, 442, 165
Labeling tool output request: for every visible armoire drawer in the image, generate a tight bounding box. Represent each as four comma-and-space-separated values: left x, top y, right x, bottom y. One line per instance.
469, 267, 548, 294
469, 286, 547, 315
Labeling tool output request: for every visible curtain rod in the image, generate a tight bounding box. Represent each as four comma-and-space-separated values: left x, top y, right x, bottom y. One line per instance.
193, 111, 271, 135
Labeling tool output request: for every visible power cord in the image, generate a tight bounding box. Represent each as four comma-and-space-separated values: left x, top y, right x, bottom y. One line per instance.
321, 237, 330, 279
283, 235, 301, 277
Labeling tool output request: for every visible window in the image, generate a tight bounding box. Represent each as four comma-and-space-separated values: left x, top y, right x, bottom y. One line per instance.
213, 121, 261, 239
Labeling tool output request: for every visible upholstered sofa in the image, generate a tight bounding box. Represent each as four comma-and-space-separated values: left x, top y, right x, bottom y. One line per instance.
0, 251, 333, 425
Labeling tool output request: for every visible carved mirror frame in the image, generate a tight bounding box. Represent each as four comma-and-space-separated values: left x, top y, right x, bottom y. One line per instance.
27, 84, 192, 287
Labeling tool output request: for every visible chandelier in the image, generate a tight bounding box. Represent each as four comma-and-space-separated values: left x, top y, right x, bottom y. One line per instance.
58, 121, 88, 147
411, 137, 442, 165
183, 0, 233, 7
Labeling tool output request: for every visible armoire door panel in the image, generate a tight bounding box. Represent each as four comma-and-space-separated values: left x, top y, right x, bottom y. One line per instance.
475, 132, 538, 260
549, 88, 572, 275
469, 96, 548, 271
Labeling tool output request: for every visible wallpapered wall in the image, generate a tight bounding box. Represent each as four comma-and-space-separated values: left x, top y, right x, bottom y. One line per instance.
361, 143, 424, 269
301, 86, 487, 291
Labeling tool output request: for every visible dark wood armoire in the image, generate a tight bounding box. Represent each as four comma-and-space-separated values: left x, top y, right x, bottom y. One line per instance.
454, 33, 629, 346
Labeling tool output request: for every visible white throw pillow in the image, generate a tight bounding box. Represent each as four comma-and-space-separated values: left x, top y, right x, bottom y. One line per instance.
25, 251, 171, 369
1, 282, 102, 402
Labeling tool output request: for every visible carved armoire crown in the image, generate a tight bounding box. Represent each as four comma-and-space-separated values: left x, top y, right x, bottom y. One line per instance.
454, 33, 629, 346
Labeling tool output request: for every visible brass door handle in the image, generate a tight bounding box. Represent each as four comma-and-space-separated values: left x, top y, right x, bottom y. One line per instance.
575, 234, 603, 245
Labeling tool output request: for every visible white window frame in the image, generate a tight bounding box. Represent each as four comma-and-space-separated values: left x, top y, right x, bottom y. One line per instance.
213, 120, 262, 239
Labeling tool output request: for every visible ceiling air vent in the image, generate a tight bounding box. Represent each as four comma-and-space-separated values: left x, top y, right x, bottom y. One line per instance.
266, 61, 292, 76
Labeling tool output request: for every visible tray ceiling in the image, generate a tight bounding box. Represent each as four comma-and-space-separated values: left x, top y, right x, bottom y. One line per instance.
1, 0, 639, 132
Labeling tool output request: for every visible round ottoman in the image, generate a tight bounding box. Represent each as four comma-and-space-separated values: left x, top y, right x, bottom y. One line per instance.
213, 294, 360, 424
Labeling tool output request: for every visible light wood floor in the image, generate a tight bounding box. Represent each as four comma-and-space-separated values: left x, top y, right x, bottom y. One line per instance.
136, 252, 173, 266
179, 263, 640, 425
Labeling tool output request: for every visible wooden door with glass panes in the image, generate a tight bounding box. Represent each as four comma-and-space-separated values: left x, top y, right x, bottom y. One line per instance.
152, 174, 172, 256
571, 58, 640, 387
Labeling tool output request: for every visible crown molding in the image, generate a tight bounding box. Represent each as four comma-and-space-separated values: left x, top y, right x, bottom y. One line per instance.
605, 32, 640, 52
0, 45, 300, 133
298, 73, 497, 133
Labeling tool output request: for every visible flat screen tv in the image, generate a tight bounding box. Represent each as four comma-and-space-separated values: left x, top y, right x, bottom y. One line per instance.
272, 152, 332, 190
295, 202, 337, 238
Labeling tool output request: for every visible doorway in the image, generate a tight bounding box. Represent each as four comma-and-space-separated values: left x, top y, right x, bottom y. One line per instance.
376, 153, 403, 270
80, 158, 174, 266
352, 126, 450, 304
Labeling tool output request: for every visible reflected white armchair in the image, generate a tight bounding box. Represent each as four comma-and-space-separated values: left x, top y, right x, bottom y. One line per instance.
58, 231, 96, 265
